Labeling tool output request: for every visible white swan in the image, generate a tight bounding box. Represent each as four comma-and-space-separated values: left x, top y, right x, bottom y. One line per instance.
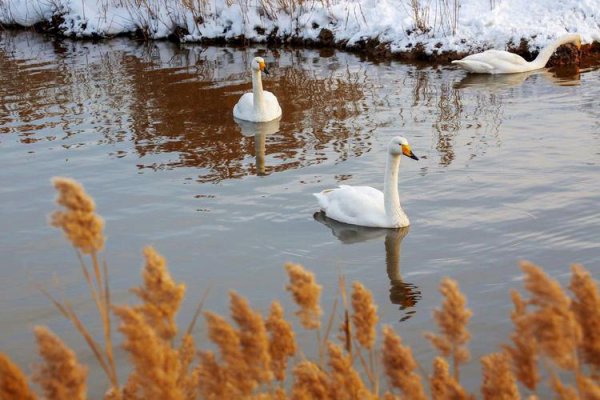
314, 136, 419, 228
233, 56, 282, 122
452, 34, 581, 74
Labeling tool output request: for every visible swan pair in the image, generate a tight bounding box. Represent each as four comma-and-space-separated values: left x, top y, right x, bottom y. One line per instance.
452, 34, 581, 74
234, 57, 419, 229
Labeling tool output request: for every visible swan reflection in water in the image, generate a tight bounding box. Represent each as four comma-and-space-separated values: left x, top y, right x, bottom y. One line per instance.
314, 211, 421, 322
453, 67, 581, 90
235, 117, 281, 176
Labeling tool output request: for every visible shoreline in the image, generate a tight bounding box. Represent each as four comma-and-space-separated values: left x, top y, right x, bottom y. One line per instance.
3, 23, 600, 69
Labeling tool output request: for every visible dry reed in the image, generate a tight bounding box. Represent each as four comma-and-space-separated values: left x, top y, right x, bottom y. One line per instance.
351, 281, 378, 350
290, 360, 330, 400
112, 305, 185, 400
430, 357, 471, 400
425, 278, 472, 380
382, 325, 427, 400
569, 264, 600, 369
285, 262, 323, 330
4, 177, 600, 400
480, 351, 520, 400
520, 261, 581, 371
32, 326, 88, 400
265, 300, 297, 381
504, 290, 540, 391
0, 353, 37, 400
229, 291, 273, 385
50, 177, 104, 254
131, 246, 186, 342
326, 341, 373, 399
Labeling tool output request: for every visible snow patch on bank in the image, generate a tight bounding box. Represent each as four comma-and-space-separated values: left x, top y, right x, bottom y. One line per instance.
1, 0, 599, 54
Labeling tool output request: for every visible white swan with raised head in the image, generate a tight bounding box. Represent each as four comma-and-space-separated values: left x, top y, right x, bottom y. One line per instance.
314, 136, 419, 228
233, 56, 282, 122
452, 34, 581, 74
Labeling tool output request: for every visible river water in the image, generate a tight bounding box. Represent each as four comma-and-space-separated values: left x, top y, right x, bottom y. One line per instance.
1, 31, 599, 394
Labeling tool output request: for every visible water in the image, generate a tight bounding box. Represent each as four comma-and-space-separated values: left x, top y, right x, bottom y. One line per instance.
1, 31, 599, 394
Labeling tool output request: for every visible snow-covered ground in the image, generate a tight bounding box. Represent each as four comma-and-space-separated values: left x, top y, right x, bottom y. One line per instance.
1, 0, 599, 54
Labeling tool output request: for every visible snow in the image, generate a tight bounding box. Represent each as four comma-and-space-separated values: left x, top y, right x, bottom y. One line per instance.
1, 0, 599, 54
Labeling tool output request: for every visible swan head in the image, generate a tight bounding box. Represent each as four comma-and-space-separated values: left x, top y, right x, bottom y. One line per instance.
389, 136, 419, 160
251, 57, 270, 75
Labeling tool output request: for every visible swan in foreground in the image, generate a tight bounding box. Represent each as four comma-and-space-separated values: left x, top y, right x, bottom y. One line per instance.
452, 34, 581, 74
314, 136, 418, 228
233, 56, 282, 122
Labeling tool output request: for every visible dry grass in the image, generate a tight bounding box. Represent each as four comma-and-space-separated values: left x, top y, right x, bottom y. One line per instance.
3, 176, 600, 400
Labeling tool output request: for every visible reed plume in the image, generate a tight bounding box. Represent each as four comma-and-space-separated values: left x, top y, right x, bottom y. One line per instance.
504, 290, 540, 391
425, 278, 472, 380
204, 311, 254, 395
480, 351, 520, 400
265, 300, 297, 381
32, 326, 88, 400
131, 246, 186, 342
229, 291, 273, 385
351, 281, 378, 350
290, 360, 330, 400
550, 373, 579, 400
430, 357, 472, 400
569, 264, 600, 369
112, 306, 185, 400
327, 341, 373, 399
520, 261, 581, 371
0, 352, 37, 400
177, 334, 198, 400
50, 177, 104, 254
195, 351, 230, 399
285, 262, 322, 330
382, 325, 427, 400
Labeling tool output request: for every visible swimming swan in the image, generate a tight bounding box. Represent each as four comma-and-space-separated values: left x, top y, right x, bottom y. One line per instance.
314, 136, 419, 228
452, 34, 581, 74
233, 56, 282, 122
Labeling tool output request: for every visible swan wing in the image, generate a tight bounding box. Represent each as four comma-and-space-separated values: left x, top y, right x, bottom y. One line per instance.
453, 50, 531, 74
314, 185, 386, 227
233, 93, 254, 120
263, 90, 282, 120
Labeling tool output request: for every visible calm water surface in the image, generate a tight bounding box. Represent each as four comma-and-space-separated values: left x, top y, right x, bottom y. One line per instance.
1, 31, 599, 393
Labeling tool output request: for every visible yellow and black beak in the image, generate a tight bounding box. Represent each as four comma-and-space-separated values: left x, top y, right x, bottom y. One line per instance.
259, 61, 270, 75
402, 145, 419, 161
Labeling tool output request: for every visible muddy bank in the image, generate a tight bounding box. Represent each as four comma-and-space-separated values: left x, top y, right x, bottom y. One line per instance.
3, 22, 600, 68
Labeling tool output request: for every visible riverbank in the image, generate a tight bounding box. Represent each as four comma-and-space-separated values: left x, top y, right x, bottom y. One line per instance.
2, 0, 600, 65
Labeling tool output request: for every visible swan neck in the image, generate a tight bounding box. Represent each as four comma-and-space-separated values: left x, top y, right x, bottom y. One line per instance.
252, 70, 265, 114
532, 35, 578, 68
383, 154, 402, 222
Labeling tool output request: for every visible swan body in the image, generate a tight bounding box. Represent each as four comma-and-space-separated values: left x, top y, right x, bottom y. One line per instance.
233, 57, 282, 122
314, 136, 418, 228
452, 34, 581, 74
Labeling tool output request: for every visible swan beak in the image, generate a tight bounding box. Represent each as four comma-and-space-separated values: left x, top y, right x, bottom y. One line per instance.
259, 62, 270, 75
402, 145, 419, 161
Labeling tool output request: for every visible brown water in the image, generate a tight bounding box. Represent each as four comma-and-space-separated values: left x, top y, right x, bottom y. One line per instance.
1, 31, 599, 394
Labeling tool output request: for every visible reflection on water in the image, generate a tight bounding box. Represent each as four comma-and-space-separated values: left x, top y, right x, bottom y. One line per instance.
313, 212, 421, 321
235, 118, 281, 176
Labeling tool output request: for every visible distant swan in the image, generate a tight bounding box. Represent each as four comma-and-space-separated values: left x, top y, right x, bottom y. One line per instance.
452, 34, 581, 74
233, 56, 282, 122
314, 136, 419, 228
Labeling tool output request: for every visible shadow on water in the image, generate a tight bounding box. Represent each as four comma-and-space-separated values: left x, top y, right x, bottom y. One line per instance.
313, 211, 421, 322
